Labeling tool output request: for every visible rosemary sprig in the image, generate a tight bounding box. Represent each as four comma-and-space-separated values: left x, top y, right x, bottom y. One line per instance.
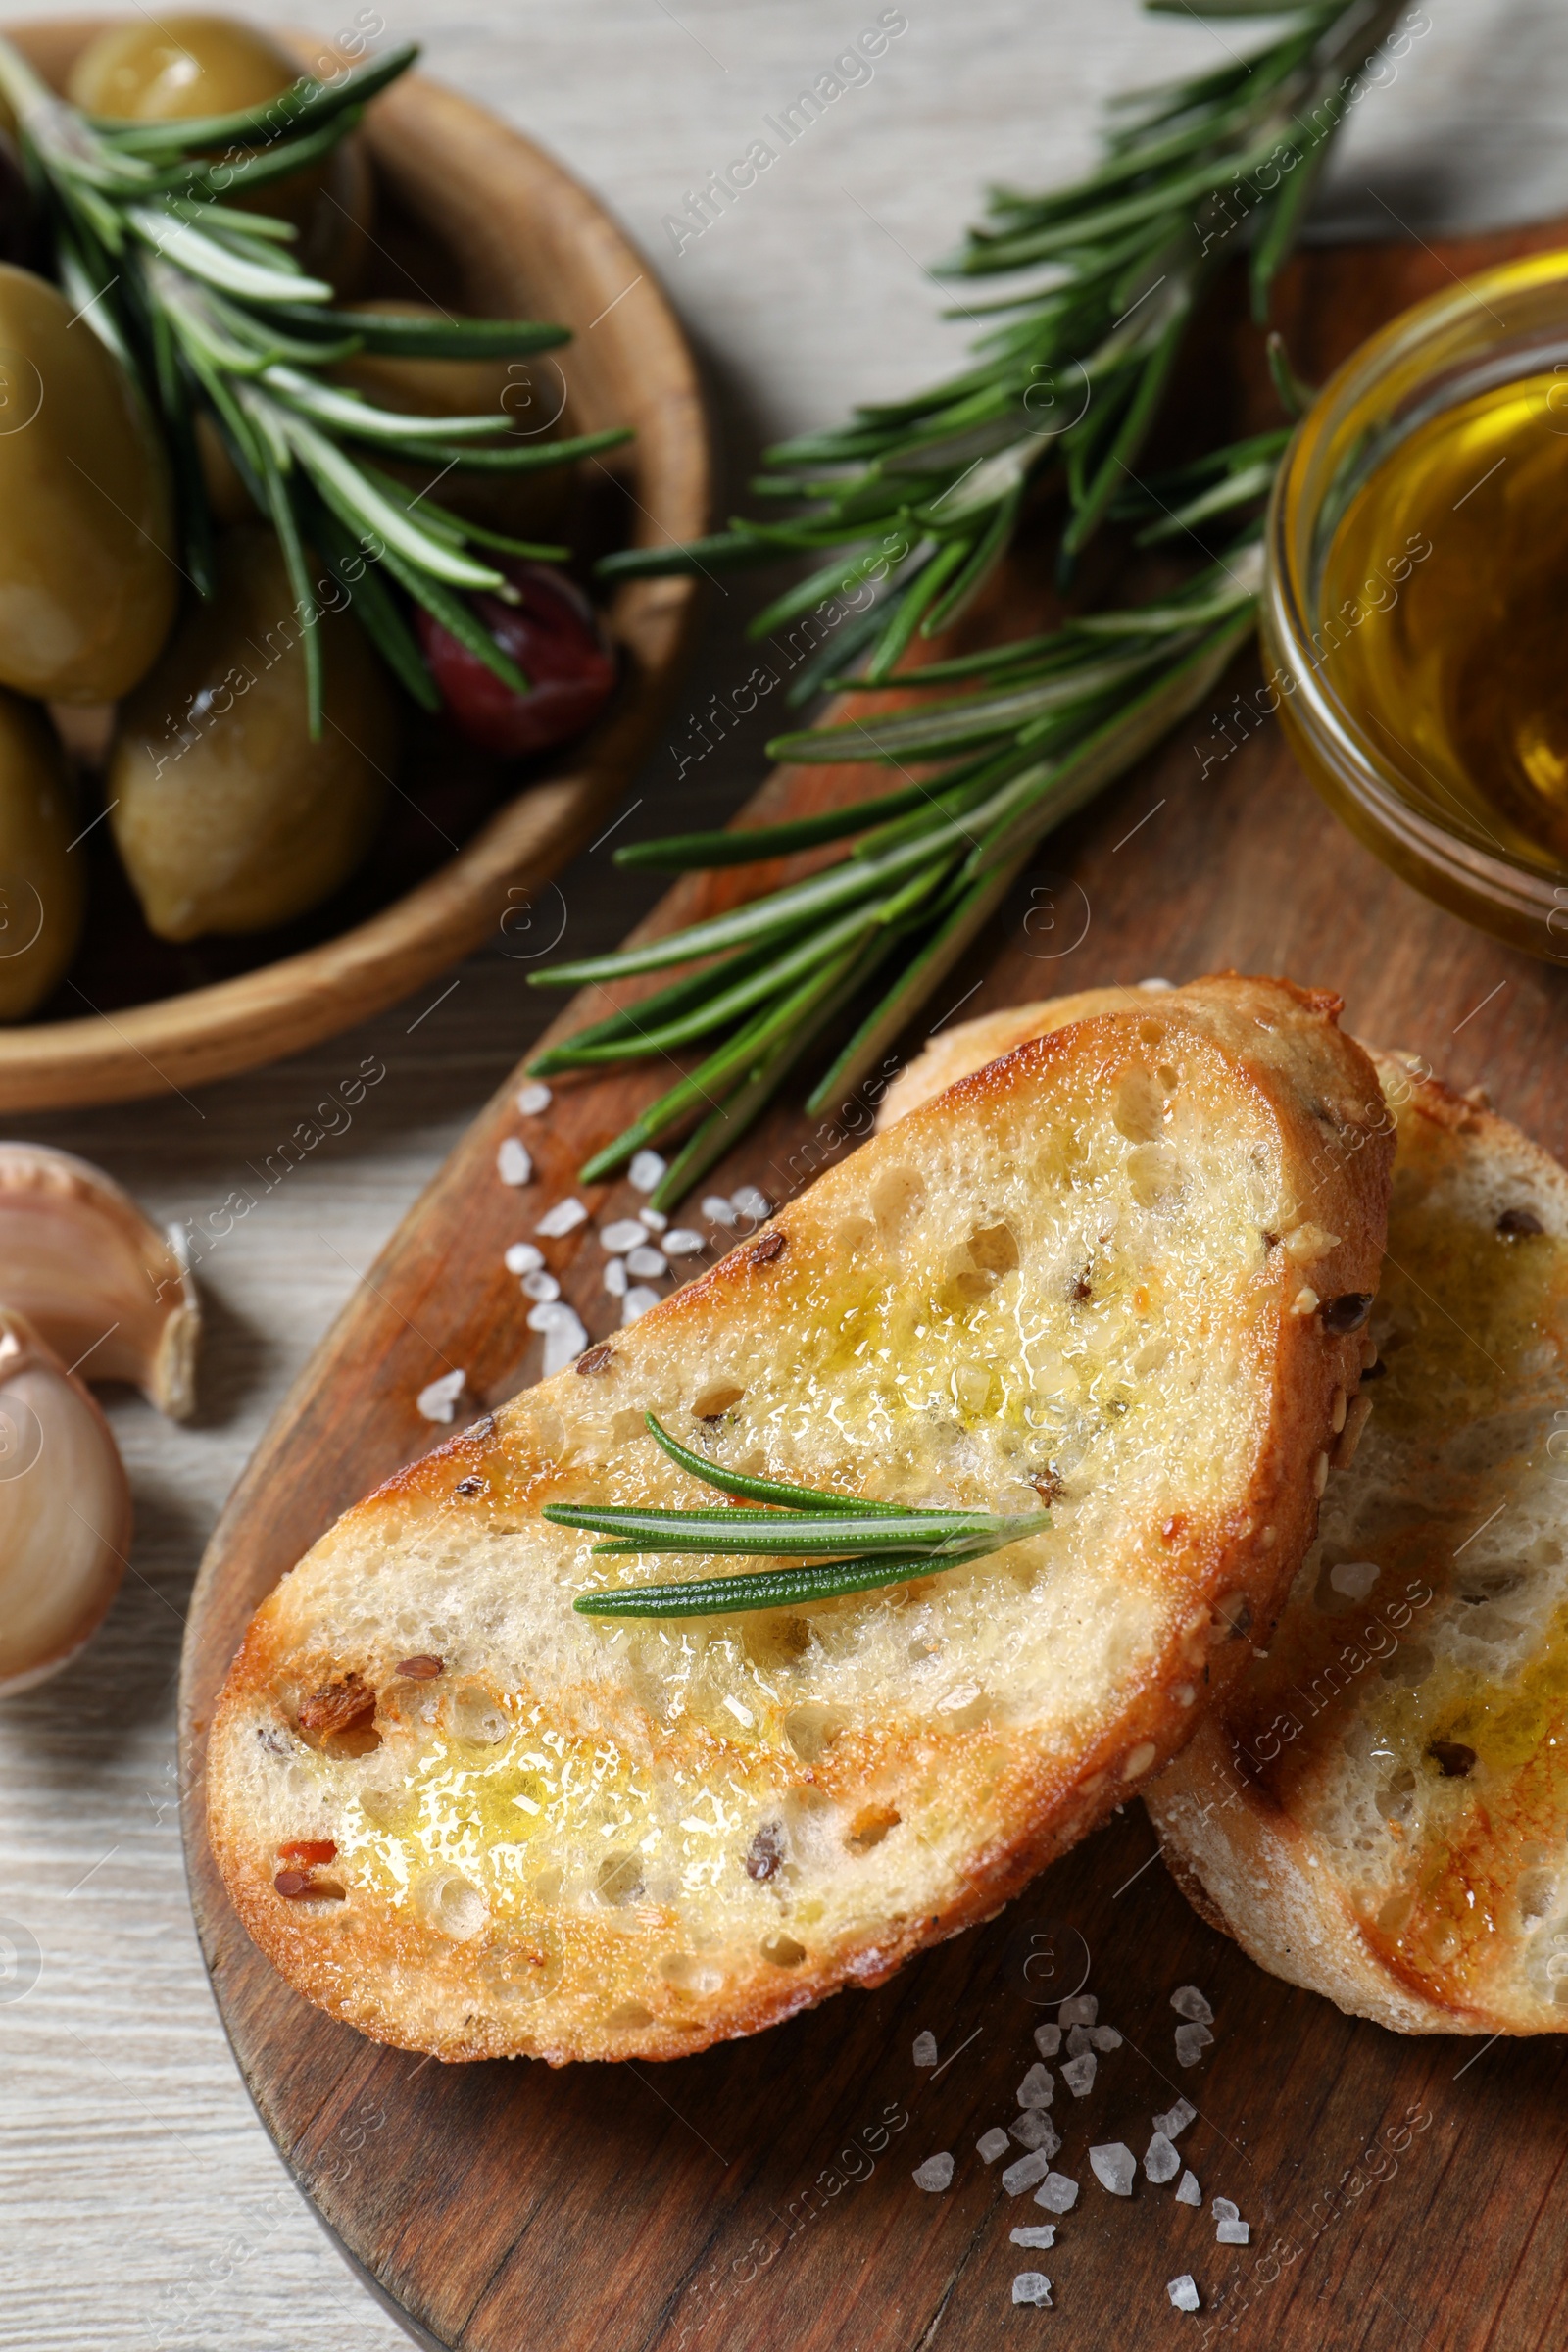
597, 0, 1401, 677
551, 1415, 1050, 1619
0, 36, 632, 732
531, 467, 1271, 1210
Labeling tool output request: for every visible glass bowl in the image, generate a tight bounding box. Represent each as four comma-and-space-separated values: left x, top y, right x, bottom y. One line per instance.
1262, 249, 1568, 962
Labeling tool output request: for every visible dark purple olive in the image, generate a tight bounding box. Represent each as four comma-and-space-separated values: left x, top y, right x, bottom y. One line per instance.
416, 561, 616, 759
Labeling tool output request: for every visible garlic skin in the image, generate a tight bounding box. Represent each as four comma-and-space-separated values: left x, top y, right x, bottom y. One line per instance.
0, 1143, 199, 1419
0, 1309, 130, 1696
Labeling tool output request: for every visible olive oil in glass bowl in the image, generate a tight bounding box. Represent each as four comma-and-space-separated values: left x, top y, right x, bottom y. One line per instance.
1263, 250, 1568, 959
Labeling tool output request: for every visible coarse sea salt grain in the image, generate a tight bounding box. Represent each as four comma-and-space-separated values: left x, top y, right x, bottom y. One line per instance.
626, 1245, 666, 1279
622, 1285, 661, 1326
628, 1149, 666, 1193
1012, 2275, 1053, 2309
1008, 2112, 1058, 2157
1017, 2063, 1054, 2108
703, 1194, 739, 1226
1090, 2143, 1136, 2197
416, 1368, 465, 1422
1176, 2171, 1200, 2207
1011, 2226, 1055, 2251
913, 2153, 954, 2192
600, 1219, 646, 1253
1331, 1558, 1380, 1599
1168, 2275, 1200, 2313
516, 1081, 551, 1115
504, 1242, 544, 1276
1140, 977, 1175, 991
1171, 1985, 1214, 2025
1175, 2023, 1214, 2067
1060, 2053, 1097, 2098
526, 1299, 588, 1373
1035, 2172, 1078, 2215
1144, 2132, 1180, 2185
520, 1269, 560, 1302
497, 1138, 532, 1186
1093, 2026, 1122, 2052
912, 2031, 938, 2068
663, 1227, 705, 1257
1155, 2099, 1197, 2140
638, 1205, 668, 1232
1213, 2198, 1249, 2246
1059, 1994, 1098, 2027
604, 1257, 629, 1298
977, 2128, 1010, 2165
536, 1197, 588, 1239
1002, 2148, 1054, 2196
1034, 2023, 1061, 2059
732, 1185, 771, 1220
1066, 2023, 1094, 2056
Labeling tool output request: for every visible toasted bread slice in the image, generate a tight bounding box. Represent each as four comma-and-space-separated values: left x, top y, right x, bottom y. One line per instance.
207, 975, 1390, 2063
1148, 1055, 1568, 2034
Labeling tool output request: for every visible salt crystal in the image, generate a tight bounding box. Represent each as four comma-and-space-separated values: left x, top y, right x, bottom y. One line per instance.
1171, 1985, 1214, 2025
732, 1185, 771, 1220
504, 1242, 544, 1276
703, 1195, 739, 1226
1066, 2023, 1094, 2056
535, 1197, 588, 1238
416, 1368, 465, 1422
1033, 2023, 1061, 2058
516, 1081, 552, 1115
1008, 2111, 1058, 2157
977, 2128, 1010, 2164
638, 1206, 668, 1232
526, 1300, 571, 1333
604, 1258, 629, 1298
1092, 2026, 1122, 2052
1060, 2053, 1097, 2098
1011, 2274, 1053, 2309
1175, 2023, 1213, 2067
1010, 2226, 1055, 2251
1168, 2275, 1200, 2313
626, 1245, 666, 1279
1140, 977, 1175, 991
1002, 2148, 1054, 2195
1213, 2197, 1249, 2245
497, 1138, 532, 1186
912, 2153, 954, 2192
1154, 2099, 1196, 2140
1212, 2197, 1239, 2222
1089, 2143, 1135, 2197
1176, 2171, 1200, 2207
663, 1227, 706, 1256
1059, 1993, 1098, 2027
628, 1150, 667, 1193
600, 1219, 646, 1253
526, 1299, 588, 1374
912, 2031, 938, 2068
520, 1269, 561, 1302
1016, 2062, 1054, 2108
621, 1286, 661, 1325
1144, 2132, 1180, 2185
1331, 1559, 1380, 1599
1034, 2172, 1078, 2215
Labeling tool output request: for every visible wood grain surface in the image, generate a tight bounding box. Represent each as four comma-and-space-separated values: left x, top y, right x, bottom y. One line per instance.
179, 211, 1568, 2352
0, 20, 709, 1112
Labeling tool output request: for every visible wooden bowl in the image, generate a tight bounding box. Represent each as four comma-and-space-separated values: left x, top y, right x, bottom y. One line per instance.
0, 19, 709, 1110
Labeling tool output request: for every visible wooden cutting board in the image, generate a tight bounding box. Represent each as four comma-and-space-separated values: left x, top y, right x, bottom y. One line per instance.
180, 213, 1568, 2352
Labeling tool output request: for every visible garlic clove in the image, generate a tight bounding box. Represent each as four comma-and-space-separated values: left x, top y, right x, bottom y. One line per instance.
0, 1143, 199, 1419
0, 1308, 130, 1696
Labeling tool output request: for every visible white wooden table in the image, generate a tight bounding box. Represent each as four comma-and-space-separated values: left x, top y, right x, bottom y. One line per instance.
0, 3, 1560, 2344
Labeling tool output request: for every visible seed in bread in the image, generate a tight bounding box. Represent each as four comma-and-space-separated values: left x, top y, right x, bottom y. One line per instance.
206, 974, 1391, 2062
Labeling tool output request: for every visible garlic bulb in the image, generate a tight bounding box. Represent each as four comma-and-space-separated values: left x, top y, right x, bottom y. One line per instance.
0, 1143, 199, 1418
0, 1309, 130, 1695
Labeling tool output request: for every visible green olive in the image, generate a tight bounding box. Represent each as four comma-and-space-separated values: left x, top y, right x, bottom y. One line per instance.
0, 265, 177, 703
334, 299, 574, 544
0, 692, 83, 1019
108, 528, 397, 941
67, 16, 372, 288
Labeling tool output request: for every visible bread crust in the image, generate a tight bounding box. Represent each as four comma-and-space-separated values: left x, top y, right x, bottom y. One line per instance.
208, 975, 1391, 2062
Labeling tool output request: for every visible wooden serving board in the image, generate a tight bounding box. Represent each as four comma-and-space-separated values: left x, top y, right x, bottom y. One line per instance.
181, 215, 1568, 2352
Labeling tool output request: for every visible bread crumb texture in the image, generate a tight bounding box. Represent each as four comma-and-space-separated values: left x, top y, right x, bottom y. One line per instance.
208, 975, 1390, 2061
1152, 1051, 1568, 2034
